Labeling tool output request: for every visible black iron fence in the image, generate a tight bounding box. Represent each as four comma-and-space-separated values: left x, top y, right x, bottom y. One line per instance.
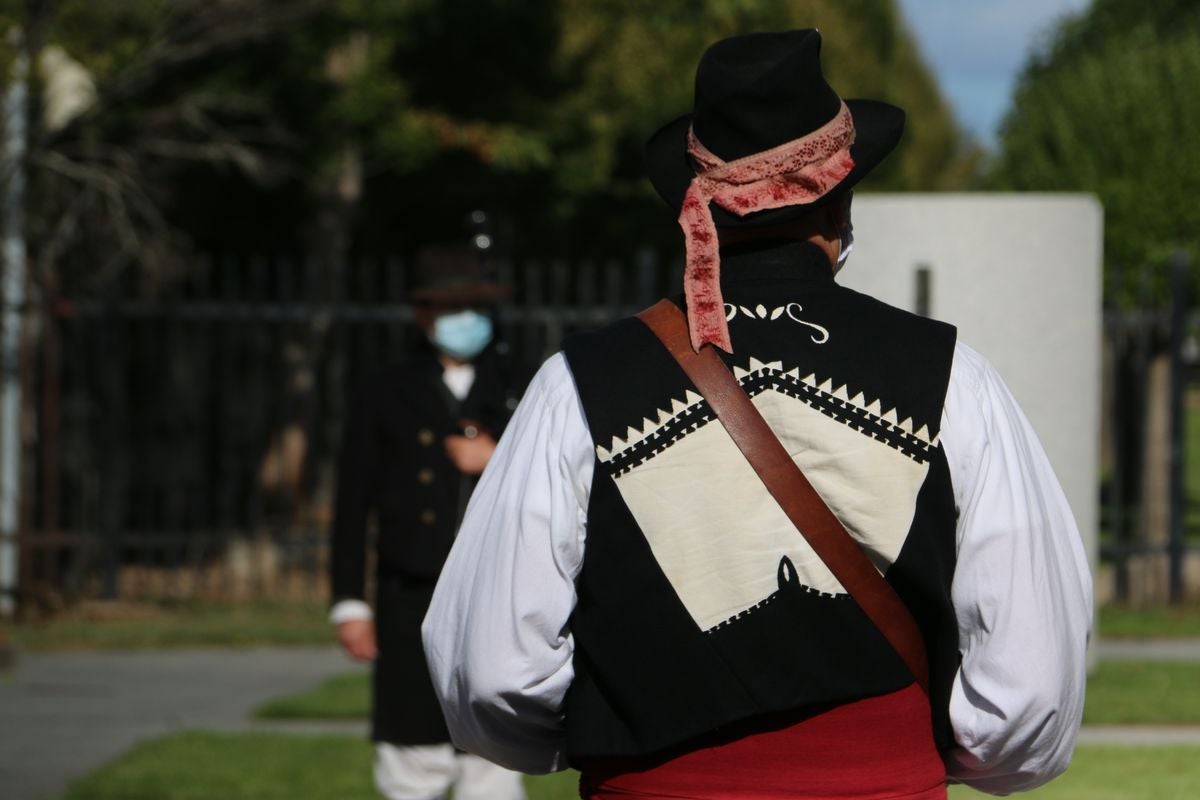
1100, 253, 1199, 605
16, 252, 676, 610
8, 250, 1200, 612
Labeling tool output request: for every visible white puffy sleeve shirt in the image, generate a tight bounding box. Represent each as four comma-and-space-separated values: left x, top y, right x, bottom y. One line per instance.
421, 341, 1093, 794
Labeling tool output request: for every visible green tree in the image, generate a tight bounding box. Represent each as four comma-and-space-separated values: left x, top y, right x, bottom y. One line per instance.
991, 0, 1200, 304
2, 0, 329, 294
345, 0, 977, 256
3, 0, 974, 274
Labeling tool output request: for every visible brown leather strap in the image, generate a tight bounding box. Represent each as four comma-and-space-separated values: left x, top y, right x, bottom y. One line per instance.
637, 299, 930, 694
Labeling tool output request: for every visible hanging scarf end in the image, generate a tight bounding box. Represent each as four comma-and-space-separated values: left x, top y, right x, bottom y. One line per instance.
687, 307, 733, 353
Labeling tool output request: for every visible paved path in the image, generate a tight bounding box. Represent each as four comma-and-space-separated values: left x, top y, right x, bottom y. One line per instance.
1095, 638, 1200, 662
225, 718, 370, 736
2, 639, 1199, 800
0, 647, 363, 800
1079, 726, 1200, 746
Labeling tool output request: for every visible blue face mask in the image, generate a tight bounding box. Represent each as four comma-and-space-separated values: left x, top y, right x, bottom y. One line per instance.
430, 310, 493, 360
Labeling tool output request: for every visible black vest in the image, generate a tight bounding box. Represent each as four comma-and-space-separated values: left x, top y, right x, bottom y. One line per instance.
561, 242, 959, 763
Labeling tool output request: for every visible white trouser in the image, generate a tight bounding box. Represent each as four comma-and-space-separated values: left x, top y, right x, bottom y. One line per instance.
374, 742, 527, 800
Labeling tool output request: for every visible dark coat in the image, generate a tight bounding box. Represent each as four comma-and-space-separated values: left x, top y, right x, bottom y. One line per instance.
330, 341, 524, 744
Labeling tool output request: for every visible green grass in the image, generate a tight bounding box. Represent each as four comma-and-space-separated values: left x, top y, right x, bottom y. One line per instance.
256, 662, 1200, 726
1100, 604, 1200, 639
256, 672, 371, 720
61, 733, 378, 800
59, 732, 577, 800
6, 598, 1196, 655
950, 747, 1200, 799
8, 599, 332, 651
525, 771, 580, 800
1084, 662, 1200, 725
59, 734, 1200, 800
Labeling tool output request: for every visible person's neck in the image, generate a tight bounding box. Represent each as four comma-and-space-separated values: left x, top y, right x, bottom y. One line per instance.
805, 231, 839, 269
716, 227, 837, 272
439, 353, 470, 370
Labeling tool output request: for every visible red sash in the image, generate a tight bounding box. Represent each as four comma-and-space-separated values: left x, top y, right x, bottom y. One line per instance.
579, 684, 946, 800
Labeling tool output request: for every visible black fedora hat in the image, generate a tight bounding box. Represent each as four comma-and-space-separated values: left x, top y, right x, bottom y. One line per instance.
408, 243, 510, 306
645, 29, 905, 227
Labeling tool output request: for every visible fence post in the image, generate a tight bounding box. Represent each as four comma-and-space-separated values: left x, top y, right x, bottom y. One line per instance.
914, 264, 932, 318
635, 248, 657, 307
1108, 316, 1130, 602
96, 296, 129, 600
0, 32, 29, 617
1168, 250, 1190, 604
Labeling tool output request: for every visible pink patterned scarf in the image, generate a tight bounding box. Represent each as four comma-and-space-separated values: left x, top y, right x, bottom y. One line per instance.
679, 102, 857, 352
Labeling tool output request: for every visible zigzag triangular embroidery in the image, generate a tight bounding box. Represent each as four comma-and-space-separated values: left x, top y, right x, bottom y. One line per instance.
595, 357, 937, 466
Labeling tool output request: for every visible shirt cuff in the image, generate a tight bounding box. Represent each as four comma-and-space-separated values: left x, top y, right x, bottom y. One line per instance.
329, 598, 373, 625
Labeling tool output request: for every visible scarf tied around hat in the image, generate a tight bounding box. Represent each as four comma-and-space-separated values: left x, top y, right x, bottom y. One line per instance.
679, 101, 857, 353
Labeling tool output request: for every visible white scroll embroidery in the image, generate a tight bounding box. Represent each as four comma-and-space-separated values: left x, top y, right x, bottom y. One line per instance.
723, 302, 830, 344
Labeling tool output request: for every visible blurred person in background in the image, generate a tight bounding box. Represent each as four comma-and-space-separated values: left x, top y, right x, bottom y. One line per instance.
422, 30, 1091, 800
330, 242, 527, 800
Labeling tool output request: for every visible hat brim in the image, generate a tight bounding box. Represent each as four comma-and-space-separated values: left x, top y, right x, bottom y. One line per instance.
644, 99, 905, 228
409, 282, 511, 306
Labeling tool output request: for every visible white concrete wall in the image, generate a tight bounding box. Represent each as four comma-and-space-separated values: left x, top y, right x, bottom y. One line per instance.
843, 193, 1103, 572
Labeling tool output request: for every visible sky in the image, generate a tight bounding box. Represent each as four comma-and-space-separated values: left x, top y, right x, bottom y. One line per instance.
895, 0, 1092, 150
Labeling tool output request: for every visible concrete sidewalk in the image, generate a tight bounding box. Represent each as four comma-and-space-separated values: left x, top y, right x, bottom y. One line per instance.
0, 647, 363, 800
1079, 726, 1200, 746
1095, 638, 1200, 662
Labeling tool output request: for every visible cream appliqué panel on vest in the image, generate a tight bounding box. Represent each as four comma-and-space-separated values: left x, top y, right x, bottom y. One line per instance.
600, 360, 931, 632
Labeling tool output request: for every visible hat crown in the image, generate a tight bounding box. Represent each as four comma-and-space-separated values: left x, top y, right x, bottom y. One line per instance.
692, 29, 842, 162
412, 244, 485, 287
409, 243, 505, 305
